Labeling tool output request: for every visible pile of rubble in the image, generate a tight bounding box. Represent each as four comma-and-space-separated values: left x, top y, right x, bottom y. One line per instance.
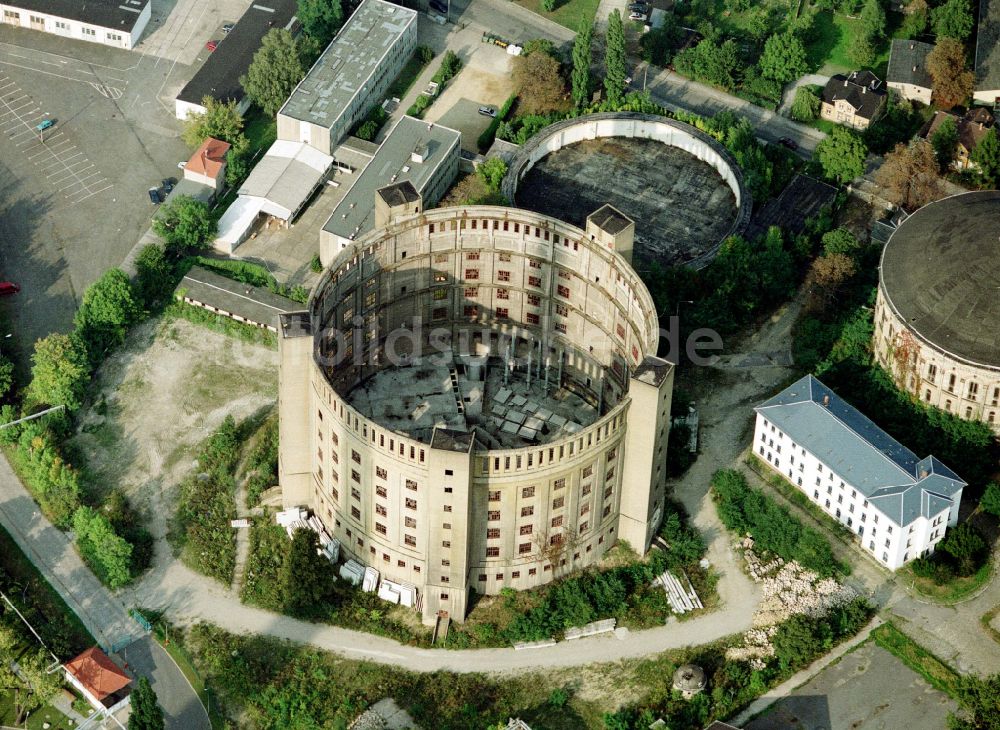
725, 538, 856, 670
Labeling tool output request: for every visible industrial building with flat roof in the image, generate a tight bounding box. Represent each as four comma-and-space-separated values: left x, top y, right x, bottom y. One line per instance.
874, 191, 1000, 435
975, 0, 1000, 104
277, 0, 417, 155
320, 115, 461, 263
0, 0, 150, 49
174, 0, 298, 119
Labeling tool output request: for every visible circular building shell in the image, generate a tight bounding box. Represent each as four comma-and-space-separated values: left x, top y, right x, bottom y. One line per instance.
501, 112, 752, 270
874, 191, 1000, 435
278, 204, 674, 623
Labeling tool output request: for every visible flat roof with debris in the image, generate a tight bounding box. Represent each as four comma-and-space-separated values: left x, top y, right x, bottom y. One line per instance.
278, 0, 416, 128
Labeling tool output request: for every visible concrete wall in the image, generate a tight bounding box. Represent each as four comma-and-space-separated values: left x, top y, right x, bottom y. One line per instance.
279, 322, 315, 508
501, 112, 752, 269
0, 1, 150, 48
888, 81, 932, 106
753, 413, 953, 570
874, 284, 1000, 436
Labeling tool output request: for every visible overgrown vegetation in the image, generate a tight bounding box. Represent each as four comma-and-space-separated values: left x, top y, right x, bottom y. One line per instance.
711, 468, 848, 577
407, 51, 462, 118
189, 255, 308, 303
242, 417, 278, 508
173, 417, 240, 584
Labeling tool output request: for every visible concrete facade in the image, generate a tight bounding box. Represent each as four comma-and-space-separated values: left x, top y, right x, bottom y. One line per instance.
874, 192, 1000, 436
755, 376, 965, 571
276, 0, 417, 155
279, 205, 673, 623
0, 0, 150, 49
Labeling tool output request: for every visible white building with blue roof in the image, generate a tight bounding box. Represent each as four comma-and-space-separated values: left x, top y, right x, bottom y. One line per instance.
753, 374, 965, 570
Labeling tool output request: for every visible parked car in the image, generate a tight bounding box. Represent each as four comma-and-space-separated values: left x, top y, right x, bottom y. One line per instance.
35, 118, 54, 132
0, 282, 20, 297
206, 40, 219, 52
777, 137, 799, 151
629, 10, 647, 20
478, 106, 497, 118
148, 187, 162, 204
222, 22, 235, 34
161, 178, 174, 194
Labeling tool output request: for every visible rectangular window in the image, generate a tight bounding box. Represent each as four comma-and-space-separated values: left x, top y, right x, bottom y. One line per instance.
405, 498, 417, 510
465, 268, 480, 280
528, 275, 542, 287
375, 523, 387, 535
495, 307, 509, 319
351, 506, 361, 519
376, 485, 387, 498
521, 506, 534, 517
496, 288, 509, 300
376, 504, 387, 517
488, 490, 501, 501
519, 543, 532, 554
522, 486, 535, 498
405, 516, 416, 528
351, 469, 361, 483
486, 547, 500, 557
552, 496, 565, 509
443, 505, 452, 513
519, 524, 533, 535
579, 521, 589, 533
487, 528, 500, 539
405, 534, 416, 547
406, 479, 418, 491
551, 515, 563, 527
525, 312, 539, 325
488, 510, 501, 521
497, 270, 511, 282
554, 478, 566, 489
557, 285, 570, 298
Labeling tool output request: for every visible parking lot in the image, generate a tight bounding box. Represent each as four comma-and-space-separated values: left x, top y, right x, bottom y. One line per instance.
0, 0, 249, 364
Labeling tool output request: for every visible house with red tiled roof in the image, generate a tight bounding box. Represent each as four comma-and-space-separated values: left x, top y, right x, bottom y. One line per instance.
920, 107, 996, 171
64, 647, 132, 712
183, 137, 231, 192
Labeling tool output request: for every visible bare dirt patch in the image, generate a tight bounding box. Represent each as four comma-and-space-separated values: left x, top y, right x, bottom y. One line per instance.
72, 317, 278, 543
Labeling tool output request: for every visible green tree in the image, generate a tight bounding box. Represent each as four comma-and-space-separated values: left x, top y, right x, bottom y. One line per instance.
605, 10, 627, 107
981, 482, 1000, 517
26, 333, 89, 411
297, 0, 343, 46
773, 614, 827, 670
674, 39, 742, 90
476, 157, 508, 192
280, 528, 333, 615
128, 677, 165, 730
542, 0, 555, 11
931, 116, 959, 170
859, 0, 887, 40
242, 29, 307, 117
816, 126, 868, 183
74, 269, 140, 363
949, 673, 1000, 730
571, 20, 593, 108
938, 523, 986, 576
821, 227, 861, 257
971, 128, 1000, 185
181, 97, 247, 151
0, 356, 14, 399
134, 244, 174, 308
225, 148, 248, 188
849, 31, 877, 66
790, 86, 821, 122
759, 32, 808, 83
932, 0, 974, 40
900, 0, 929, 38
639, 17, 679, 66
73, 506, 133, 588
152, 195, 217, 252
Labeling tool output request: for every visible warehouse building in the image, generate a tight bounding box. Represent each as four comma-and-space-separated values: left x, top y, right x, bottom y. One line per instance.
0, 0, 150, 49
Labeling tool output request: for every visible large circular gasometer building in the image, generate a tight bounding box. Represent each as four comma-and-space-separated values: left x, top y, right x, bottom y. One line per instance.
279, 185, 673, 624
874, 191, 1000, 436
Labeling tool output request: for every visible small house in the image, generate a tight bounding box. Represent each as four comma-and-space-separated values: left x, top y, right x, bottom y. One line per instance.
821, 71, 887, 130
921, 107, 996, 170
63, 647, 132, 714
887, 39, 935, 105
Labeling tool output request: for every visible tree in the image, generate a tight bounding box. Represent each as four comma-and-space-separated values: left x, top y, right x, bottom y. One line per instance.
950, 673, 1000, 730
0, 356, 14, 400
297, 0, 343, 46
859, 0, 887, 40
542, 0, 555, 11
128, 677, 165, 730
242, 29, 307, 117
571, 20, 593, 109
760, 33, 808, 83
931, 0, 974, 41
476, 157, 507, 192
931, 115, 959, 170
512, 51, 568, 114
152, 195, 217, 251
134, 244, 174, 308
280, 528, 333, 614
928, 38, 974, 110
605, 10, 627, 107
807, 253, 857, 310
815, 126, 868, 183
875, 139, 943, 210
790, 86, 821, 122
971, 127, 1000, 185
181, 97, 247, 151
225, 148, 248, 188
981, 483, 1000, 517
900, 0, 929, 38
26, 333, 89, 411
639, 17, 679, 67
73, 506, 133, 588
8, 649, 61, 721
74, 269, 140, 363
674, 39, 742, 90
938, 523, 986, 576
821, 228, 861, 257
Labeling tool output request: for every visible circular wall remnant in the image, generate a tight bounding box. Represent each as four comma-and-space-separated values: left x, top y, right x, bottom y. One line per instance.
502, 112, 752, 270
874, 190, 1000, 436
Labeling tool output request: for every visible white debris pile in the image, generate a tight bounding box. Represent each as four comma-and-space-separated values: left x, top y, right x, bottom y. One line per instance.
725, 542, 856, 670
275, 506, 340, 563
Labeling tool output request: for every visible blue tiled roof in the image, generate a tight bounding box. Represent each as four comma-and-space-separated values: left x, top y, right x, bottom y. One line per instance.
755, 375, 966, 527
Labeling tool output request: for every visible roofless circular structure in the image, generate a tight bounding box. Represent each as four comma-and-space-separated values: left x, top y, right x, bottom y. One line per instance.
278, 194, 674, 623
874, 191, 1000, 436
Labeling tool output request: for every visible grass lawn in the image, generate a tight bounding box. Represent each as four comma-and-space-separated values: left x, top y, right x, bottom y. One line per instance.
899, 560, 994, 604
0, 694, 75, 730
807, 9, 897, 76
871, 622, 961, 697
387, 53, 431, 100
243, 106, 277, 157
513, 0, 599, 31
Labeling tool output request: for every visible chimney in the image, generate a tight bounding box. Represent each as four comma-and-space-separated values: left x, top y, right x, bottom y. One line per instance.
823, 394, 830, 406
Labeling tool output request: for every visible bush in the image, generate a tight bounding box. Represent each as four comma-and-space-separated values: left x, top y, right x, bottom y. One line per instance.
10, 423, 82, 528
417, 45, 434, 64
73, 506, 133, 589
174, 417, 239, 583
309, 254, 323, 273
711, 469, 847, 577
356, 120, 379, 141
477, 94, 517, 152
243, 418, 278, 507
